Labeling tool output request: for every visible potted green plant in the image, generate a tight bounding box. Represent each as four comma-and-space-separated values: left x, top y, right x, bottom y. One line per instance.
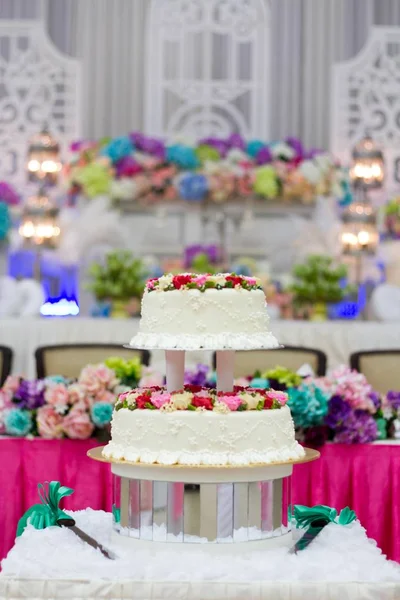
289, 255, 353, 321
87, 250, 146, 318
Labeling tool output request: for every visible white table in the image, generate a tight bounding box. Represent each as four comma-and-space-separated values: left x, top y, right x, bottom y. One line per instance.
1, 578, 399, 600
1, 317, 400, 377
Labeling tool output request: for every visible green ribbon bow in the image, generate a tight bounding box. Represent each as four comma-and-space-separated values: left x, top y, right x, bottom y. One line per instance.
291, 504, 356, 553
16, 481, 74, 537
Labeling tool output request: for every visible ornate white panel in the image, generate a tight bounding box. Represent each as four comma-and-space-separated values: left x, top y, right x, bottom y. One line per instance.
331, 27, 400, 193
145, 0, 270, 139
0, 20, 81, 187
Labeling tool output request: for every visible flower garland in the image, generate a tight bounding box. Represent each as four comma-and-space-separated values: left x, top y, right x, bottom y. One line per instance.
146, 273, 262, 292
65, 133, 350, 205
115, 385, 287, 413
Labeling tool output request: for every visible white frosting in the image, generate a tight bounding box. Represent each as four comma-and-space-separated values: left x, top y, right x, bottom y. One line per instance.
103, 406, 305, 466
129, 288, 279, 350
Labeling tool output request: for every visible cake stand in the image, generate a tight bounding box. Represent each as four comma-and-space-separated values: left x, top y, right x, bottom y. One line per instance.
89, 341, 320, 553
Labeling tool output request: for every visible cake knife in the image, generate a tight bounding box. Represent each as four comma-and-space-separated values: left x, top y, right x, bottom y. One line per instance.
57, 517, 116, 560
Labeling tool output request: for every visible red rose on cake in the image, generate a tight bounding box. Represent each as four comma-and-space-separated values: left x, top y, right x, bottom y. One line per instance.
191, 394, 214, 410
172, 274, 193, 289
226, 275, 243, 287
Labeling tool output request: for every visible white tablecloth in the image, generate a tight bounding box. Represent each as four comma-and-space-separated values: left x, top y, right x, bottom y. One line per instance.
1, 317, 400, 377
1, 578, 399, 600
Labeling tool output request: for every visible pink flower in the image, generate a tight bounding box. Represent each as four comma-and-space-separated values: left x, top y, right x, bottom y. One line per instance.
45, 383, 70, 407
3, 375, 20, 394
244, 277, 257, 286
193, 275, 207, 286
218, 393, 242, 411
93, 365, 119, 388
37, 405, 64, 439
139, 367, 164, 388
95, 389, 116, 404
151, 392, 171, 409
0, 389, 13, 434
63, 408, 94, 440
78, 365, 102, 395
264, 390, 288, 406
68, 383, 85, 405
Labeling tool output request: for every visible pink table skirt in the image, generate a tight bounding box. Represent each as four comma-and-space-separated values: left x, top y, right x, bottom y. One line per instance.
0, 439, 399, 564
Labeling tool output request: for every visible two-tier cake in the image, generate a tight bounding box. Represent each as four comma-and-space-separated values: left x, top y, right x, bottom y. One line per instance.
103, 273, 305, 466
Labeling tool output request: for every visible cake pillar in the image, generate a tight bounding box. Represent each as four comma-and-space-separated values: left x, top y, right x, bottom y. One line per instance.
216, 350, 235, 392
165, 350, 185, 392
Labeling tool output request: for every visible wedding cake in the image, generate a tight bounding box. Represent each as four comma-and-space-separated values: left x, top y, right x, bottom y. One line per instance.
103, 273, 305, 467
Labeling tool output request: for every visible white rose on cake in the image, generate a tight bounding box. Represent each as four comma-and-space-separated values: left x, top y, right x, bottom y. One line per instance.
171, 391, 193, 410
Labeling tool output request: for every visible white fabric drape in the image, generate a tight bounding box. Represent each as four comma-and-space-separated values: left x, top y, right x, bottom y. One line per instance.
1, 0, 400, 146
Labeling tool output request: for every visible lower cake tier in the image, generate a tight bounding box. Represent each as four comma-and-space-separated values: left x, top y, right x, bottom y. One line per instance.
103, 405, 305, 466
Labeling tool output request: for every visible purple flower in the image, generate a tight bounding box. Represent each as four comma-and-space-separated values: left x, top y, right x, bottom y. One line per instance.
325, 395, 352, 430
184, 245, 221, 268
304, 148, 323, 159
386, 391, 400, 411
285, 137, 304, 158
0, 181, 19, 206
369, 391, 381, 410
184, 364, 210, 387
14, 380, 46, 410
334, 410, 378, 444
115, 156, 142, 178
225, 133, 245, 151
199, 138, 228, 157
255, 146, 273, 165
129, 133, 165, 159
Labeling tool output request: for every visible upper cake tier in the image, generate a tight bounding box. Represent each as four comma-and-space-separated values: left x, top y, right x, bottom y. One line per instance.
129, 273, 279, 350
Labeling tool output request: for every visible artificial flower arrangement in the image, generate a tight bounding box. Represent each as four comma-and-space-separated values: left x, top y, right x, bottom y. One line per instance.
182, 363, 399, 444
0, 357, 151, 440
88, 250, 147, 317
0, 181, 19, 241
146, 272, 261, 292
115, 385, 287, 413
65, 133, 350, 206
289, 255, 355, 320
384, 197, 400, 239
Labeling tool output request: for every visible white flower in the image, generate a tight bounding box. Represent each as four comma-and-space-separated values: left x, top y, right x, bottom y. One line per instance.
208, 274, 227, 286
271, 142, 295, 160
157, 274, 174, 290
299, 160, 321, 185
171, 391, 193, 410
213, 401, 230, 414
110, 178, 137, 200
314, 153, 333, 172
226, 148, 248, 163
239, 392, 259, 410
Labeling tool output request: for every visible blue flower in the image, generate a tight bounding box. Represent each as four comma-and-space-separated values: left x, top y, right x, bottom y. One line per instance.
246, 140, 266, 158
45, 375, 66, 385
179, 173, 208, 201
250, 377, 269, 389
101, 136, 134, 163
0, 201, 10, 240
338, 180, 353, 206
5, 409, 32, 436
287, 384, 329, 429
166, 145, 199, 170
91, 402, 113, 428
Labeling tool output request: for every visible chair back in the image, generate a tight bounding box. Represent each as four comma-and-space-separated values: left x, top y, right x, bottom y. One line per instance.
0, 346, 13, 385
213, 346, 327, 378
350, 350, 400, 394
35, 344, 150, 379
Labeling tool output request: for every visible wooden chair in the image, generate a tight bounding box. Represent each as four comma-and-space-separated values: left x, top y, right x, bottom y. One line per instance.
0, 345, 13, 385
350, 350, 400, 394
212, 346, 327, 378
35, 344, 150, 379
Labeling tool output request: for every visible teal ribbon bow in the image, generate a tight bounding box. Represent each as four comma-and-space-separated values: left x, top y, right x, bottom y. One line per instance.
291, 504, 356, 553
16, 481, 74, 537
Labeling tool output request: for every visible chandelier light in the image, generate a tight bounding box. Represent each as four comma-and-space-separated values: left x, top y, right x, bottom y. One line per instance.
18, 188, 60, 248
341, 200, 379, 256
350, 136, 384, 191
27, 128, 62, 186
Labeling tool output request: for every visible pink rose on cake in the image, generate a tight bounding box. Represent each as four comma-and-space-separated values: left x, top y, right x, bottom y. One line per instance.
63, 407, 94, 439
45, 383, 69, 407
150, 392, 171, 409
193, 275, 207, 286
37, 405, 64, 439
217, 392, 243, 411
264, 390, 288, 407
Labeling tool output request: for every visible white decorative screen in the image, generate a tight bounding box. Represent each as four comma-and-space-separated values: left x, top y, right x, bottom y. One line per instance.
0, 20, 81, 186
331, 27, 400, 193
145, 0, 270, 139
